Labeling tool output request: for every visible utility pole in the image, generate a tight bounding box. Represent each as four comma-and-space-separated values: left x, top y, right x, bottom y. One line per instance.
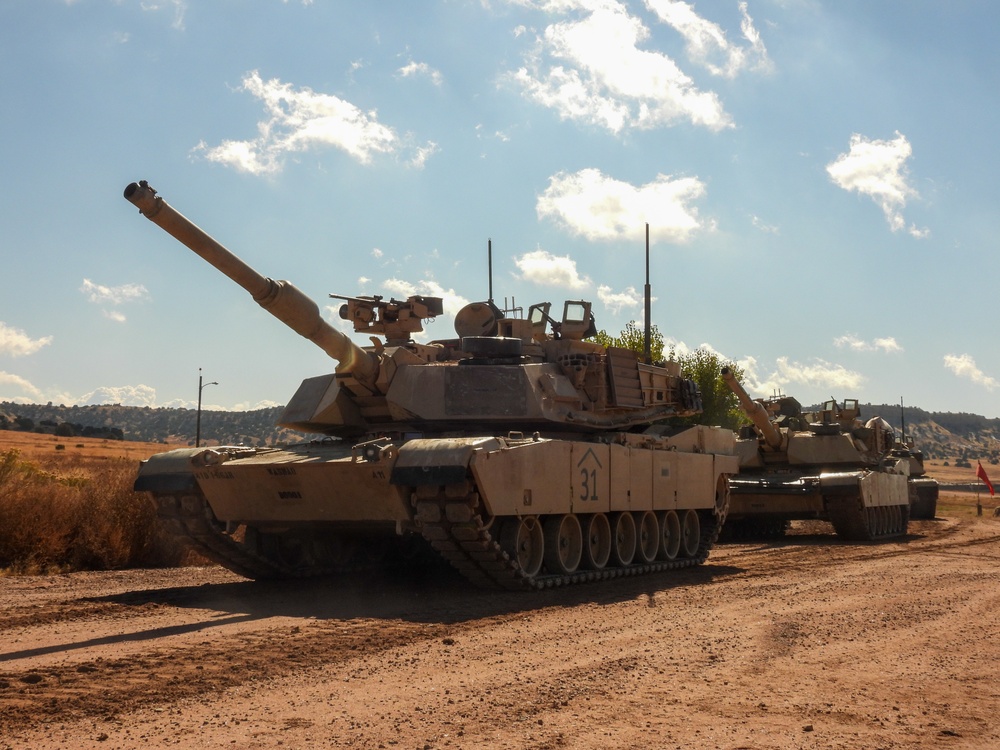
196, 368, 218, 448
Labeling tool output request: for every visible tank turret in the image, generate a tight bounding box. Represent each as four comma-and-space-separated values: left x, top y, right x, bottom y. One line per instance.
126, 181, 704, 439
127, 180, 738, 590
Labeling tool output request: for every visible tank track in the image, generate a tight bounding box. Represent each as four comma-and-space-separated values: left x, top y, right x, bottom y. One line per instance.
152, 485, 724, 587
411, 482, 722, 590
152, 492, 410, 580
153, 492, 293, 579
908, 480, 939, 520
825, 495, 910, 541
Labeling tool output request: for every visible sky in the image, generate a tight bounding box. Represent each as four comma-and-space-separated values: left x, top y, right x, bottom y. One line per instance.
2, 0, 999, 419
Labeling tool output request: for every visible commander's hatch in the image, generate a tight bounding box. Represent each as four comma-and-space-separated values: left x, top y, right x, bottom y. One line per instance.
558, 300, 597, 340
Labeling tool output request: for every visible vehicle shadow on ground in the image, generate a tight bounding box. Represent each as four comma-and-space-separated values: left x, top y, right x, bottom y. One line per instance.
87, 558, 749, 627
0, 562, 746, 665
0, 613, 263, 664
87, 522, 947, 630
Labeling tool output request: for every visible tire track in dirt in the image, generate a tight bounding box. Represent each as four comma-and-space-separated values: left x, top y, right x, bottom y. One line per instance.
0, 619, 452, 734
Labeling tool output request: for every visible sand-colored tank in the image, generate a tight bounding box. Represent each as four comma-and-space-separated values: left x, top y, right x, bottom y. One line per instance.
125, 181, 739, 589
890, 441, 939, 519
721, 368, 910, 541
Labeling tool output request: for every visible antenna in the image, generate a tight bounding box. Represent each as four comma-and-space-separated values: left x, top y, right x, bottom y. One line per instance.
643, 223, 651, 364
900, 397, 906, 444
488, 238, 494, 306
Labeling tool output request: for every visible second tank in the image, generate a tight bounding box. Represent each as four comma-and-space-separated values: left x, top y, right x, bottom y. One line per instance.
720, 367, 911, 541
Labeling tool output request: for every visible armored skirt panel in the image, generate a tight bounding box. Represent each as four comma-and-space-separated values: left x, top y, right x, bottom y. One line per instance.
469, 438, 730, 517
147, 432, 736, 527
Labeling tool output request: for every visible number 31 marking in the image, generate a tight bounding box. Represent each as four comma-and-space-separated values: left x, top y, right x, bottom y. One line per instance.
580, 468, 598, 501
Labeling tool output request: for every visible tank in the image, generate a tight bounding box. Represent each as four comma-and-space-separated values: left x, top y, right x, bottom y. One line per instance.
890, 441, 939, 520
124, 180, 739, 589
720, 367, 910, 541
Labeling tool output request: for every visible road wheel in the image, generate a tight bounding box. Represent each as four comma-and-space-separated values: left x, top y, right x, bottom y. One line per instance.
581, 513, 611, 570
499, 516, 544, 577
543, 514, 583, 574
610, 512, 636, 567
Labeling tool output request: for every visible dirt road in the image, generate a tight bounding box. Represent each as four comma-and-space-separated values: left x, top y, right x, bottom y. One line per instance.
2, 515, 998, 750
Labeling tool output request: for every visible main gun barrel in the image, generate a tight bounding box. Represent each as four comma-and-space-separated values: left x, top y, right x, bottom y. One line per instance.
123, 181, 376, 383
721, 366, 782, 449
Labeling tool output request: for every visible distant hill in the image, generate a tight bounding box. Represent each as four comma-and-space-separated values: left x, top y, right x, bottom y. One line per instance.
809, 402, 1000, 465
0, 402, 309, 447
1, 399, 999, 464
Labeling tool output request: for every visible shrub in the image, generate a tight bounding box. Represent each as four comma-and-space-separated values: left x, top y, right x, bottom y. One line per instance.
0, 449, 187, 574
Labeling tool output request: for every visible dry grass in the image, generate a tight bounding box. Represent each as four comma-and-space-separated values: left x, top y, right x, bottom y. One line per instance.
923, 459, 985, 484
0, 432, 189, 575
0, 430, 173, 463
937, 490, 999, 518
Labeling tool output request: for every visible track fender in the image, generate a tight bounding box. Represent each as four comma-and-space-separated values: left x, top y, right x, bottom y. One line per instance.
390, 437, 503, 487
818, 471, 864, 497
134, 448, 209, 493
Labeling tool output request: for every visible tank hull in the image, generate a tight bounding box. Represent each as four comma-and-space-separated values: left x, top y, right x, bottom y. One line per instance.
907, 477, 939, 520
138, 426, 738, 588
724, 467, 910, 541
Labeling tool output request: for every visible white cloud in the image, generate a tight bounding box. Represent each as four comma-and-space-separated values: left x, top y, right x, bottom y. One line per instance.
397, 61, 444, 87
508, 0, 732, 133
663, 338, 730, 363
408, 141, 440, 169
381, 278, 471, 319
944, 353, 999, 391
664, 336, 693, 358
195, 71, 435, 175
537, 168, 706, 242
0, 322, 53, 357
646, 0, 772, 78
80, 279, 149, 323
141, 0, 187, 31
514, 249, 592, 289
162, 397, 281, 411
80, 279, 148, 305
834, 334, 903, 353
228, 399, 284, 411
826, 131, 928, 238
0, 371, 44, 400
741, 355, 865, 395
79, 384, 159, 407
597, 284, 643, 314
750, 214, 779, 234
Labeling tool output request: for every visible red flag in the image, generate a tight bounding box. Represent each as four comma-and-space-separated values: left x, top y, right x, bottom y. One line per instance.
977, 461, 995, 496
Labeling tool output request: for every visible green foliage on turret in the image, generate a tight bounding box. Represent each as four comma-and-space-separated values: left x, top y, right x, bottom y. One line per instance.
590, 322, 747, 429
590, 321, 665, 365
669, 348, 748, 431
